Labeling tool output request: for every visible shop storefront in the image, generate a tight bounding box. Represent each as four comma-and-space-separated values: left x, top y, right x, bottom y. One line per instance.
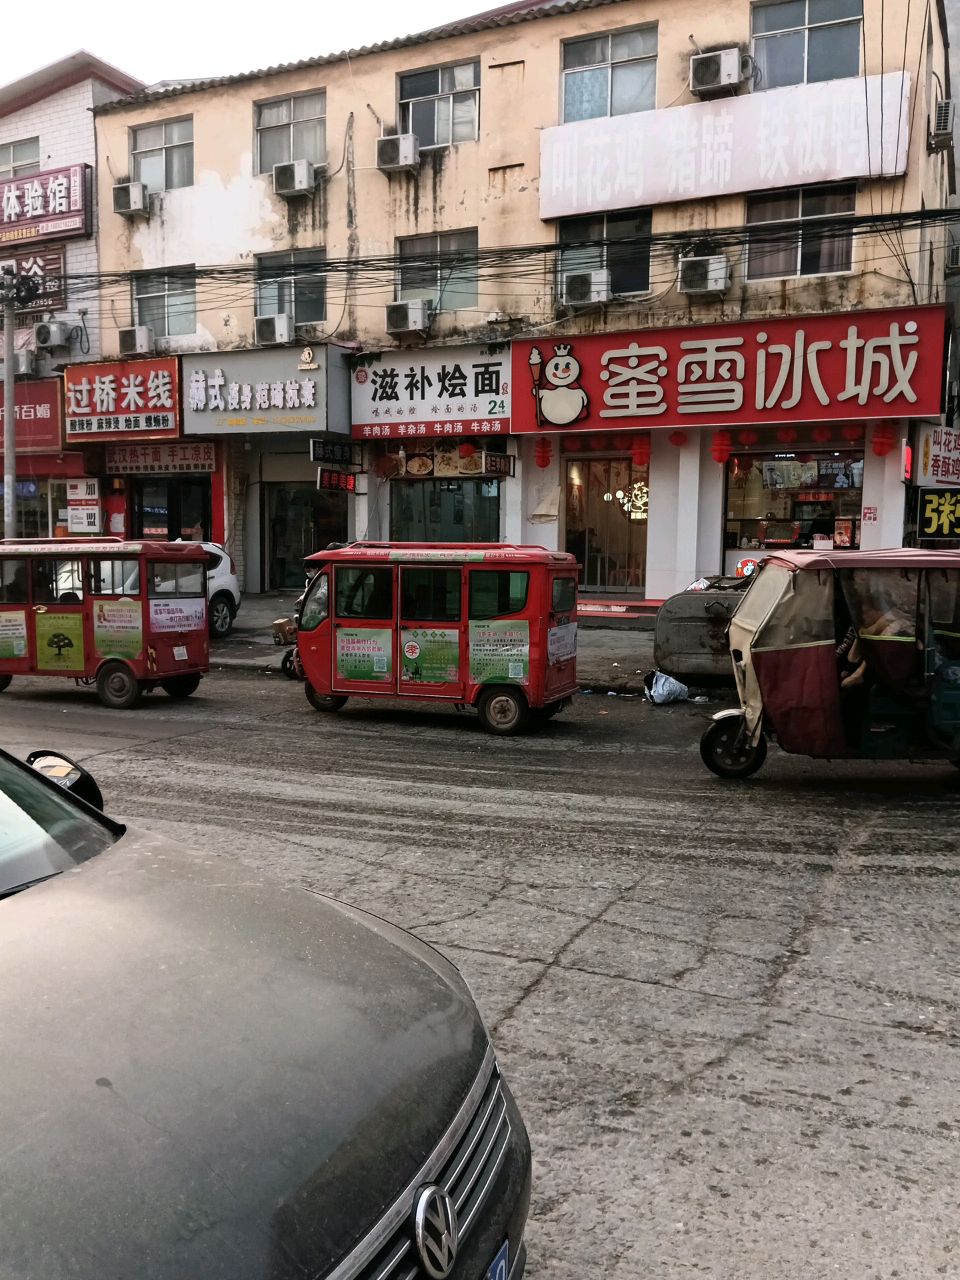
0, 378, 87, 539
351, 343, 513, 546
908, 422, 960, 548
182, 345, 352, 591
510, 306, 946, 600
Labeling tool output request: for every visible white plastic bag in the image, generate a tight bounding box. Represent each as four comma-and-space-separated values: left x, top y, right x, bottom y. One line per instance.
643, 671, 689, 705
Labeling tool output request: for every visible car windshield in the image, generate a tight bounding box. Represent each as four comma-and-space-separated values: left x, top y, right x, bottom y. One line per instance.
0, 753, 118, 897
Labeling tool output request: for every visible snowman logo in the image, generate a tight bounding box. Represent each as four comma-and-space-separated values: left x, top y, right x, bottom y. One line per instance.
529, 343, 589, 428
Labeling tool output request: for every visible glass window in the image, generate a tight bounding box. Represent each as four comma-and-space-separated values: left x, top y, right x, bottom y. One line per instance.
552, 576, 577, 612
31, 559, 83, 604
335, 566, 394, 620
132, 118, 193, 191
401, 568, 461, 622
399, 61, 479, 147
397, 229, 478, 311
469, 571, 529, 619
390, 478, 501, 543
256, 248, 326, 325
562, 27, 657, 122
257, 92, 326, 173
0, 559, 28, 603
559, 209, 651, 296
746, 184, 855, 280
0, 136, 39, 180
299, 572, 329, 631
752, 0, 862, 90
134, 267, 196, 338
148, 561, 204, 596
90, 560, 140, 596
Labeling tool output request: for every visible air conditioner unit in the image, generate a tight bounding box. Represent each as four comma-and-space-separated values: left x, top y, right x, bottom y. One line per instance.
930, 99, 955, 151
947, 240, 960, 275
272, 160, 316, 197
678, 254, 731, 294
113, 181, 148, 216
562, 269, 611, 305
255, 313, 293, 345
11, 351, 36, 376
377, 134, 420, 173
689, 48, 744, 97
118, 325, 155, 356
385, 298, 433, 335
33, 321, 71, 349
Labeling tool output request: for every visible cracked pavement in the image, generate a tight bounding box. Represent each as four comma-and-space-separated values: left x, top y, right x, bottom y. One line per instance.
4, 671, 960, 1278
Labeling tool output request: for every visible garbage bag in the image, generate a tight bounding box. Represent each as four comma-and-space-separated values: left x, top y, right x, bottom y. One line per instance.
643, 670, 689, 704
685, 576, 712, 592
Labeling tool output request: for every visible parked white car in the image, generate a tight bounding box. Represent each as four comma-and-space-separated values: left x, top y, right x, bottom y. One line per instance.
201, 542, 241, 637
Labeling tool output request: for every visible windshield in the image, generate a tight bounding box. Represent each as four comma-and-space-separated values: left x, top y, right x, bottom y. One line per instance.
0, 753, 118, 897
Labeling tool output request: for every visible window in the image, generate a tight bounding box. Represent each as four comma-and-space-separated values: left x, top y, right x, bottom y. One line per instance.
335, 567, 393, 620
90, 560, 140, 595
0, 560, 27, 603
149, 561, 204, 596
32, 559, 84, 604
299, 572, 329, 631
135, 267, 196, 338
398, 229, 478, 311
469, 571, 529, 619
558, 209, 652, 295
400, 568, 461, 622
752, 0, 862, 90
562, 27, 657, 123
746, 184, 855, 280
399, 62, 480, 147
256, 249, 326, 325
552, 577, 577, 613
256, 92, 326, 174
131, 118, 193, 191
0, 137, 39, 180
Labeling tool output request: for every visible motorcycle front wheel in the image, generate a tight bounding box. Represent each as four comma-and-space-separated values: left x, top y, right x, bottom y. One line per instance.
700, 717, 768, 779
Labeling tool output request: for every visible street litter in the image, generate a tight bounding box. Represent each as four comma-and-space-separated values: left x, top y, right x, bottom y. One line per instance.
643, 671, 689, 704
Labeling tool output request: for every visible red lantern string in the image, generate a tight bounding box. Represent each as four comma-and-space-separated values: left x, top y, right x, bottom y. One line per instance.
871, 423, 896, 457
668, 430, 688, 448
562, 435, 583, 452
840, 424, 864, 442
631, 435, 651, 468
711, 430, 733, 464
590, 435, 608, 451
812, 424, 832, 444
458, 441, 477, 458
776, 426, 798, 445
737, 429, 759, 446
534, 437, 553, 469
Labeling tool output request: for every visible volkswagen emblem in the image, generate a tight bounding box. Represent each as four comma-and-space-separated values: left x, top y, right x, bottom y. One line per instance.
413, 1185, 459, 1279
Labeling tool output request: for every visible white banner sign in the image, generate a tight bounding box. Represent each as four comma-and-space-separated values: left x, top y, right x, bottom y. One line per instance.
149, 598, 206, 634
916, 424, 960, 487
540, 72, 911, 219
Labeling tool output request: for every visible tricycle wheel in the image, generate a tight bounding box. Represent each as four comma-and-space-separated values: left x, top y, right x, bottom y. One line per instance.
97, 661, 142, 710
0, 674, 11, 693
161, 674, 202, 699
700, 717, 767, 779
281, 648, 298, 680
305, 682, 347, 713
478, 686, 529, 735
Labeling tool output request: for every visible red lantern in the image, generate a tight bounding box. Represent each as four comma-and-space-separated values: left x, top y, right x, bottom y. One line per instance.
590, 435, 608, 451
737, 429, 759, 446
711, 430, 733, 464
631, 435, 650, 468
871, 423, 896, 457
668, 430, 688, 448
812, 424, 832, 444
458, 441, 477, 458
562, 435, 583, 453
534, 437, 553, 469
776, 426, 798, 445
841, 424, 864, 442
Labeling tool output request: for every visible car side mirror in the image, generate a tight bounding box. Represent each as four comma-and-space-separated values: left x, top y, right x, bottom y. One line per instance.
25, 751, 104, 811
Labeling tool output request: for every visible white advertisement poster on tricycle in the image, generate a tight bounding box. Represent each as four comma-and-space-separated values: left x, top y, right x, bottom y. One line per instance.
149, 598, 206, 634
0, 610, 27, 659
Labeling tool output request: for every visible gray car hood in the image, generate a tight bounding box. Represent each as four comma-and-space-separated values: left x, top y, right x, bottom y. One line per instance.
0, 826, 487, 1279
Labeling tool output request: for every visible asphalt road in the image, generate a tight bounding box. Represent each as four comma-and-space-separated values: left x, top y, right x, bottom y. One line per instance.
5, 671, 960, 1279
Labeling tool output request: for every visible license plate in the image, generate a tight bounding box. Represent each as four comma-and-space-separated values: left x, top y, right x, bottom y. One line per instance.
173, 645, 188, 661
487, 1240, 509, 1280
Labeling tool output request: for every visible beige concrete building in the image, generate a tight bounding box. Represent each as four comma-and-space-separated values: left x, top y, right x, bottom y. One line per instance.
87, 0, 955, 597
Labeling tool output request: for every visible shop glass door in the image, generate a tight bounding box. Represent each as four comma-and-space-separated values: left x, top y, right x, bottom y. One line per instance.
565, 457, 648, 593
267, 483, 348, 590
390, 479, 500, 543
132, 478, 211, 542
398, 566, 464, 698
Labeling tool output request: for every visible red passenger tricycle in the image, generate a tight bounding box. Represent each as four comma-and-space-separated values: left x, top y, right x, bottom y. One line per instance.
297, 542, 579, 733
0, 539, 209, 708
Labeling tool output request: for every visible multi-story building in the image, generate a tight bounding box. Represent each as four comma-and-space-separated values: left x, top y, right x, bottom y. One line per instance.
0, 52, 142, 538
88, 0, 954, 597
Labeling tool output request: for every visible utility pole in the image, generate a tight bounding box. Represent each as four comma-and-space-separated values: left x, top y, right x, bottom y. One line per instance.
2, 266, 16, 540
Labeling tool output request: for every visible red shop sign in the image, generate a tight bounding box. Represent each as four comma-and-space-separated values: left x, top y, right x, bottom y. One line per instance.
64, 358, 180, 441
0, 378, 63, 454
0, 164, 91, 246
510, 306, 945, 434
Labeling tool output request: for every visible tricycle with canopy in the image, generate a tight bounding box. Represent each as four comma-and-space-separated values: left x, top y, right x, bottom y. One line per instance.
700, 549, 960, 778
